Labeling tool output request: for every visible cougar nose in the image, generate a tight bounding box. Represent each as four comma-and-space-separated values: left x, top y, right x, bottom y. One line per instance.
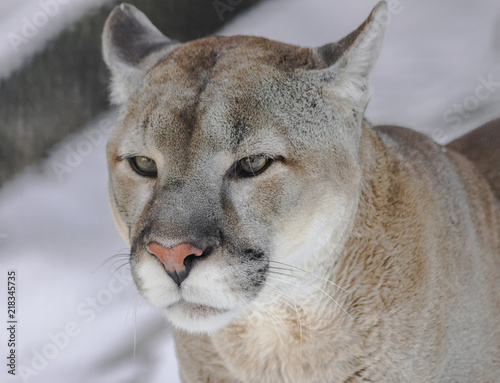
146, 242, 204, 286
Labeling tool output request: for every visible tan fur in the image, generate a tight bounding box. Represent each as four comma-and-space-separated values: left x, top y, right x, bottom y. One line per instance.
103, 3, 500, 382
447, 118, 500, 201
174, 123, 500, 382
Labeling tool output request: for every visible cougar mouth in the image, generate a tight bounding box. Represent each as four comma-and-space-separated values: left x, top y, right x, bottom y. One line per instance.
174, 300, 230, 317
164, 297, 241, 332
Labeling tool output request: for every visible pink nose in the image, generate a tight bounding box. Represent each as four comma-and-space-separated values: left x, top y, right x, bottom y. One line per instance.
146, 242, 204, 285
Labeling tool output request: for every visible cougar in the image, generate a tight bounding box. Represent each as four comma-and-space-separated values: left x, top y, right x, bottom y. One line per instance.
102, 2, 500, 381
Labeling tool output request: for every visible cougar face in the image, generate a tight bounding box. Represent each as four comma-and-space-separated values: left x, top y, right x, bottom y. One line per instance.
102, 3, 500, 381
103, 5, 374, 333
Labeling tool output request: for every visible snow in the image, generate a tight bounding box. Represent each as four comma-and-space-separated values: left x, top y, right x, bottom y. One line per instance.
1, 111, 180, 383
1, 0, 499, 382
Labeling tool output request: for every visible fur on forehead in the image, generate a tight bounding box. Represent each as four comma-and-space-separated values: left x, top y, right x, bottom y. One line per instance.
103, 2, 387, 107
156, 35, 318, 74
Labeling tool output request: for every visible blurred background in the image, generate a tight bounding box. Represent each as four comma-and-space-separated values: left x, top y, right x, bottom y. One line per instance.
1, 0, 499, 382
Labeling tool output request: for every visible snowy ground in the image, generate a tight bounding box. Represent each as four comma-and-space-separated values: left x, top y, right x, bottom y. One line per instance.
1, 0, 499, 382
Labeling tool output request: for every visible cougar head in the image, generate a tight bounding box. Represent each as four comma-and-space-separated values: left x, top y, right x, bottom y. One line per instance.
102, 2, 386, 333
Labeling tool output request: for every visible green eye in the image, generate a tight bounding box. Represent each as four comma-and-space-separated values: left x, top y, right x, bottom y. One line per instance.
129, 156, 157, 177
237, 155, 271, 177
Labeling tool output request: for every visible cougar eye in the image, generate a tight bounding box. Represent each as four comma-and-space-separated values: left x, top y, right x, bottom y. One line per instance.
237, 155, 271, 177
129, 156, 157, 177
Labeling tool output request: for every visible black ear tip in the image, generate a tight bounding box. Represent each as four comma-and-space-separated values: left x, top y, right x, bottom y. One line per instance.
117, 3, 141, 18
119, 3, 132, 11
108, 3, 138, 25
103, 2, 177, 71
373, 1, 387, 11
105, 3, 144, 33
370, 1, 388, 20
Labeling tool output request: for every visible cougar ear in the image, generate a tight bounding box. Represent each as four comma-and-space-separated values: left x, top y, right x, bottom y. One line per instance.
312, 1, 387, 112
102, 3, 178, 105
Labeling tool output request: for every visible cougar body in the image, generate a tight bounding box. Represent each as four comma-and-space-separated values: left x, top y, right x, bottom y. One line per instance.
102, 3, 500, 381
